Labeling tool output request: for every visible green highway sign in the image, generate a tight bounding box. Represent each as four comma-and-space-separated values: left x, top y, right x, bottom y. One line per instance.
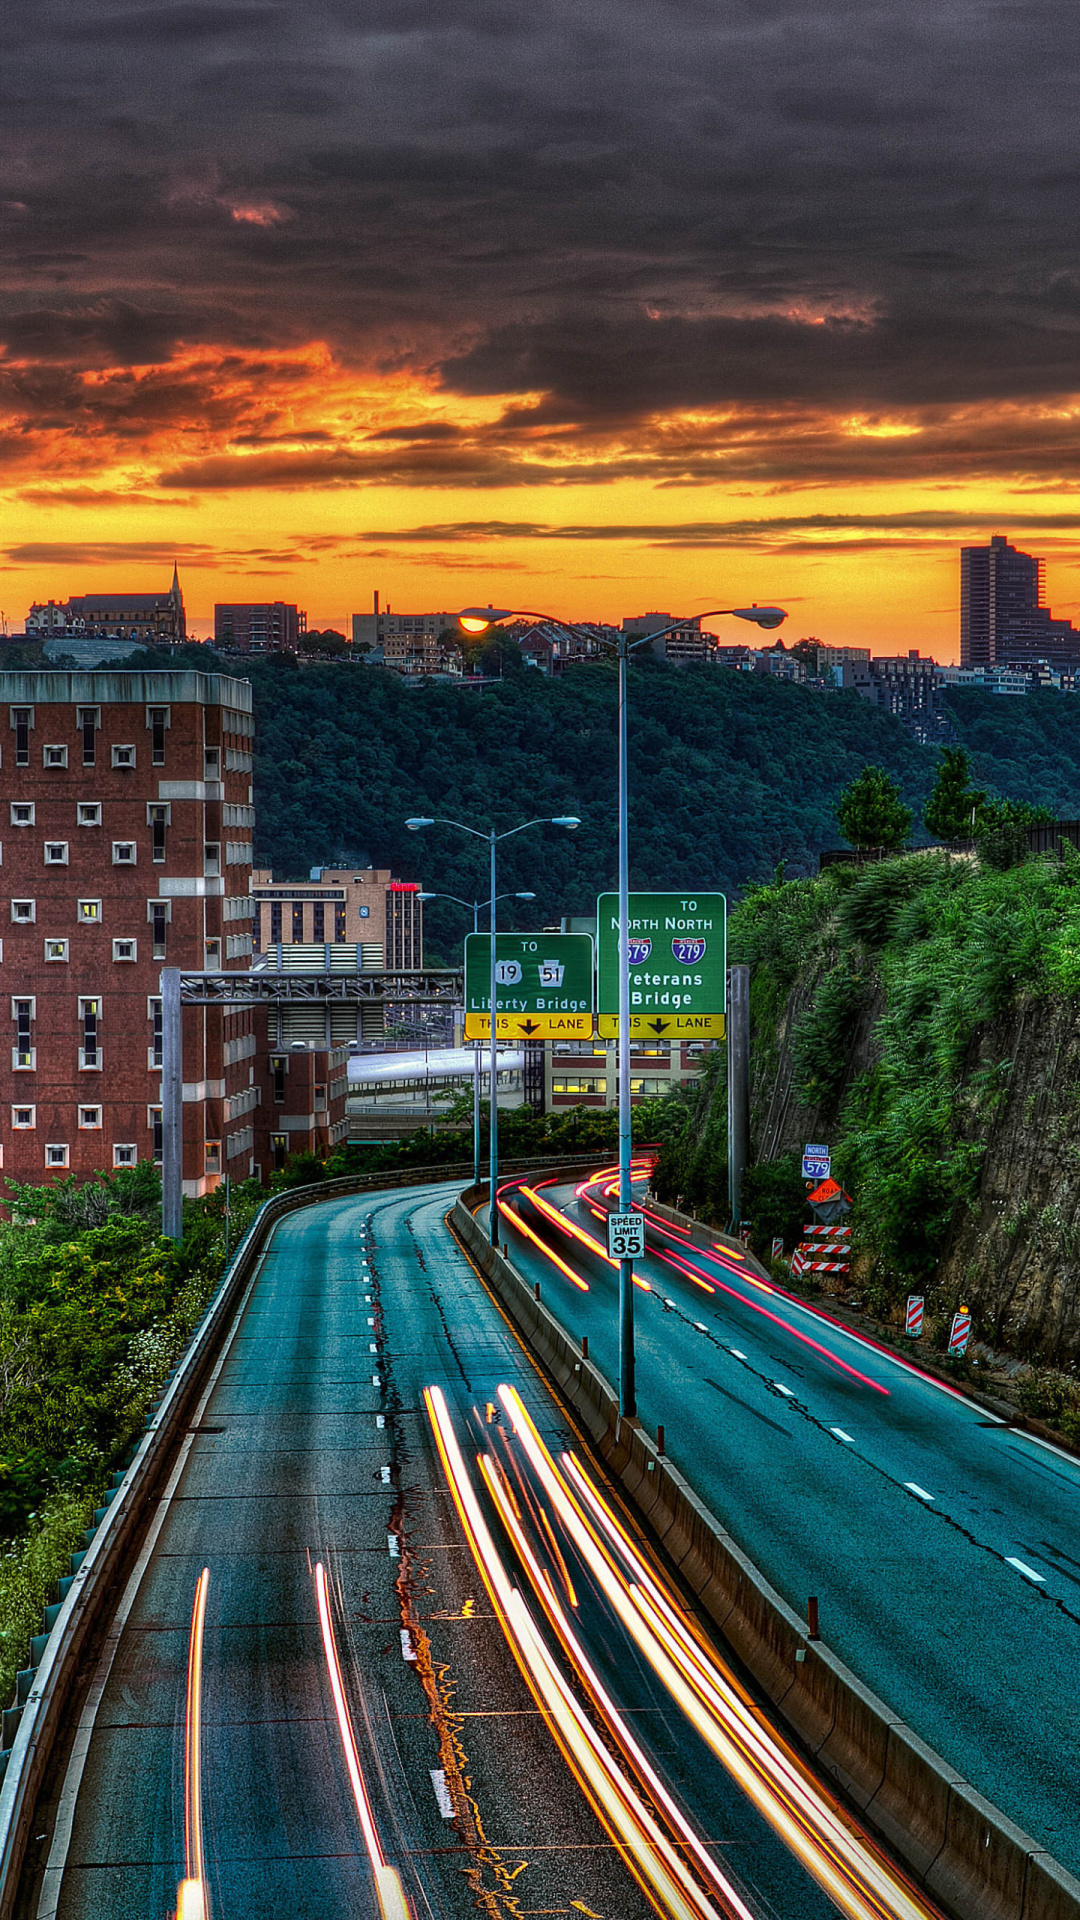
464, 932, 594, 1040
596, 890, 727, 1040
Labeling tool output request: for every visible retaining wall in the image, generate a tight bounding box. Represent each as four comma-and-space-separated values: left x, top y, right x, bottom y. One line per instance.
452, 1192, 1080, 1920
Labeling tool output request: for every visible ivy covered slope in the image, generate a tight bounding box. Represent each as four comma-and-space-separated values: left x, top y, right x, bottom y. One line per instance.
730, 850, 1080, 1364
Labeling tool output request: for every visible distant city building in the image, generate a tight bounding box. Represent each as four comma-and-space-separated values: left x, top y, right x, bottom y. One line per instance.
960, 534, 1080, 669
250, 866, 423, 969
26, 568, 186, 646
351, 594, 462, 676
936, 663, 1043, 697
800, 642, 871, 688
844, 650, 943, 741
214, 603, 305, 653
622, 613, 712, 665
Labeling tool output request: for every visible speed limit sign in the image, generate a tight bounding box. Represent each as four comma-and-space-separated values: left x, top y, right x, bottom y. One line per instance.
608, 1210, 645, 1260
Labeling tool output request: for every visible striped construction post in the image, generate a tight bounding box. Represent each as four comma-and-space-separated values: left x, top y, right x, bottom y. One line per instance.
771, 1236, 784, 1261
948, 1306, 972, 1356
905, 1295, 925, 1338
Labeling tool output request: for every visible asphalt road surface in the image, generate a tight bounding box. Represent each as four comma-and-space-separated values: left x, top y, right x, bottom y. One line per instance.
18, 1179, 938, 1920
498, 1173, 1080, 1879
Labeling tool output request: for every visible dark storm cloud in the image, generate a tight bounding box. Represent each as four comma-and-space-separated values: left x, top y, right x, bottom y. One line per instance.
4, 0, 1080, 459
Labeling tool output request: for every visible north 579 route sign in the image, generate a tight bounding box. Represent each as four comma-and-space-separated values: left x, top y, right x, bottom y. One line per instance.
464, 933, 594, 1040
597, 891, 726, 1039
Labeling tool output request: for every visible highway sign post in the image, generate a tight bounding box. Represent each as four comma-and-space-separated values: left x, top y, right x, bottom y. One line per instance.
802, 1143, 831, 1181
464, 932, 594, 1040
607, 1210, 645, 1260
596, 890, 726, 1039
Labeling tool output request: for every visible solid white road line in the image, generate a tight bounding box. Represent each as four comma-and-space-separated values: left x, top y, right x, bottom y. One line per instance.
36, 1254, 266, 1920
1005, 1556, 1046, 1583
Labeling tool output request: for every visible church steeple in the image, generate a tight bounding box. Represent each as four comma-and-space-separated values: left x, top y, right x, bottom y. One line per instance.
171, 561, 181, 599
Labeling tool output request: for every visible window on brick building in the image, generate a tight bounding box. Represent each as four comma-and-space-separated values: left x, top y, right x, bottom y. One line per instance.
271, 1132, 288, 1171
205, 1140, 221, 1174
10, 803, 33, 826
78, 708, 98, 765
44, 841, 68, 865
113, 1144, 137, 1167
204, 938, 221, 969
334, 905, 346, 941
11, 708, 32, 766
78, 1105, 102, 1129
12, 998, 34, 1070
79, 899, 102, 923
148, 1106, 163, 1163
148, 803, 169, 863
204, 746, 220, 777
204, 842, 220, 876
148, 997, 163, 1067
291, 902, 304, 941
112, 842, 136, 865
112, 744, 136, 769
44, 939, 69, 962
12, 1106, 34, 1129
112, 938, 137, 962
43, 745, 68, 768
149, 901, 168, 958
270, 902, 282, 942
147, 707, 168, 765
45, 1144, 69, 1169
271, 1055, 287, 1103
312, 902, 325, 941
11, 899, 35, 924
79, 998, 101, 1069
78, 803, 101, 827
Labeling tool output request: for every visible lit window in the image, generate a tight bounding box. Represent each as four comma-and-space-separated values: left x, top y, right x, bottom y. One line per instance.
11, 900, 35, 923
77, 803, 102, 827
44, 938, 69, 962
79, 997, 101, 1069
11, 1106, 34, 1129
78, 1105, 102, 1130
113, 1143, 137, 1167
45, 1143, 69, 1168
111, 744, 136, 768
44, 842, 68, 865
112, 842, 136, 865
10, 803, 33, 827
43, 744, 68, 768
78, 899, 102, 923
205, 1140, 221, 1173
112, 938, 137, 962
551, 1077, 607, 1095
12, 997, 34, 1070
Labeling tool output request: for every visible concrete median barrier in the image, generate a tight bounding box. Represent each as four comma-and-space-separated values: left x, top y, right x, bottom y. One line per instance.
451, 1186, 1080, 1920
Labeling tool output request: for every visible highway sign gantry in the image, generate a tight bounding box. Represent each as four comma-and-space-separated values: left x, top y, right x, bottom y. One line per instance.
596, 890, 726, 1039
464, 932, 594, 1040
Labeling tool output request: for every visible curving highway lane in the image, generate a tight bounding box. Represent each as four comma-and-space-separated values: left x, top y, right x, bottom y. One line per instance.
15, 1179, 944, 1920
497, 1171, 1080, 1880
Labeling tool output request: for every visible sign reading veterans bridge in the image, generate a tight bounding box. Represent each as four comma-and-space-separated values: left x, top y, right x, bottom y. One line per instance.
597, 891, 727, 1039
464, 933, 594, 1040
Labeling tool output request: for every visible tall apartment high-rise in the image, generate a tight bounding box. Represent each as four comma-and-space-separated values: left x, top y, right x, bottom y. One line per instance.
0, 669, 258, 1194
960, 535, 1044, 667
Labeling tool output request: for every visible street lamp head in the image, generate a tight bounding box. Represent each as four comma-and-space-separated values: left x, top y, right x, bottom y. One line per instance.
515, 890, 537, 899
730, 605, 788, 630
417, 891, 438, 900
458, 605, 515, 634
405, 816, 435, 830
552, 815, 581, 830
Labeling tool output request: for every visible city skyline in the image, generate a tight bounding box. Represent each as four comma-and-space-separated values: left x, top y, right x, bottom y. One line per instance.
3, 5, 1080, 651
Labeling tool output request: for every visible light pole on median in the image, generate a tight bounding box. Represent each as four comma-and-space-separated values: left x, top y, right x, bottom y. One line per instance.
458, 601, 787, 1417
418, 889, 537, 1186
406, 817, 579, 1248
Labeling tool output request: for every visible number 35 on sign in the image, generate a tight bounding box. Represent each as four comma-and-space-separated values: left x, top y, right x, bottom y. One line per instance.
608, 1211, 645, 1260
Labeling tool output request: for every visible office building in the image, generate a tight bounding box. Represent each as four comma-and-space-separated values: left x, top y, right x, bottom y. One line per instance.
214, 603, 306, 653
622, 613, 713, 665
250, 867, 423, 967
843, 650, 942, 742
26, 569, 187, 646
351, 596, 462, 675
0, 669, 258, 1194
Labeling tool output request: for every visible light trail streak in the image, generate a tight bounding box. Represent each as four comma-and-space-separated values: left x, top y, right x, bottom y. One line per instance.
498, 1385, 943, 1920
175, 1567, 211, 1920
516, 1186, 651, 1290
505, 1202, 590, 1289
314, 1562, 411, 1920
424, 1386, 733, 1920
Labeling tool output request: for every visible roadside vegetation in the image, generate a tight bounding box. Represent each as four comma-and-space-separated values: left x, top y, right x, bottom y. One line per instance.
0, 1167, 261, 1705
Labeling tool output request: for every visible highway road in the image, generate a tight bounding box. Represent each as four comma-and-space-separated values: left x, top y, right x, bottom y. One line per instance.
498, 1171, 1080, 1880
16, 1178, 947, 1920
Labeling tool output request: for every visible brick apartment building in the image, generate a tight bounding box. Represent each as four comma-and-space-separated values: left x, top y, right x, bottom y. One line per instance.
214, 602, 306, 653
251, 866, 423, 967
0, 669, 261, 1195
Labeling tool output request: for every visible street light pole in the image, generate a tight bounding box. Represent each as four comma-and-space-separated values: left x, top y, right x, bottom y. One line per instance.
458, 600, 787, 1417
407, 816, 579, 1248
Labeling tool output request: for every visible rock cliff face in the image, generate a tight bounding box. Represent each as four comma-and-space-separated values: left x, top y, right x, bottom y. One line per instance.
936, 999, 1080, 1360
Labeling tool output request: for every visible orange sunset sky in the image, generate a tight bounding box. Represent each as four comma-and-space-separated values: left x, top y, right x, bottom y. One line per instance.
4, 2, 1080, 658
